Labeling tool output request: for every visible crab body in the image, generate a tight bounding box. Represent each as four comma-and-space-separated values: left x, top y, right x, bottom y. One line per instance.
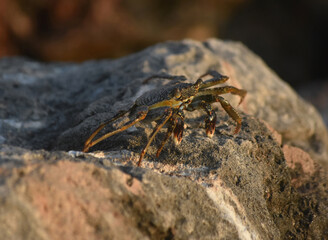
136, 82, 198, 109
83, 71, 247, 166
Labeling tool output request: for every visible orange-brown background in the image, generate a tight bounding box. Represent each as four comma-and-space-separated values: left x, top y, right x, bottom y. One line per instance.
1, 0, 327, 88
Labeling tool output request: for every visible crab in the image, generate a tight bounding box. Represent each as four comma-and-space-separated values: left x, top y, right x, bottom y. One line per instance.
83, 70, 247, 166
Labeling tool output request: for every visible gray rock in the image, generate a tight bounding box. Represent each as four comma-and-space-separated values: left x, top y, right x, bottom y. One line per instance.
0, 39, 327, 239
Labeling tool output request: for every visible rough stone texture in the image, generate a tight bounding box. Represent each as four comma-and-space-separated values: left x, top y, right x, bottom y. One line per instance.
298, 80, 328, 128
1, 39, 328, 239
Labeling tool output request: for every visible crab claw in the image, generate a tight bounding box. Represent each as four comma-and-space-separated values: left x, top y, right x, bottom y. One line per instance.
173, 118, 184, 145
205, 113, 217, 138
238, 90, 247, 106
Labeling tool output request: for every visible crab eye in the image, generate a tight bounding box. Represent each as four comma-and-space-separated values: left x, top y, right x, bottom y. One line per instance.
195, 79, 203, 88
174, 89, 181, 99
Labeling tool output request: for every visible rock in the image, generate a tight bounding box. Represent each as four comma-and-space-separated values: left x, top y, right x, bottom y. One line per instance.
298, 80, 328, 128
1, 39, 328, 239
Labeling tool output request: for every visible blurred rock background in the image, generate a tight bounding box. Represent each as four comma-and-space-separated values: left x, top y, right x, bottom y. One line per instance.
1, 0, 327, 124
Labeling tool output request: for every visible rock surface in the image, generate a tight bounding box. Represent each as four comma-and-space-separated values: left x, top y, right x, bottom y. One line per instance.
1, 39, 328, 239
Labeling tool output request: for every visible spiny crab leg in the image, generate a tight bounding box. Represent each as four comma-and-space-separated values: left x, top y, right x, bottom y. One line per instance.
201, 101, 217, 138
155, 110, 185, 158
156, 121, 175, 158
187, 94, 243, 134
216, 96, 242, 134
83, 110, 128, 150
173, 114, 184, 145
185, 100, 217, 137
83, 107, 148, 153
138, 108, 173, 166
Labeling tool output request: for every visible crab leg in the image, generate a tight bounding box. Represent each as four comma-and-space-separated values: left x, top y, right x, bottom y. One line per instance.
83, 109, 131, 150
201, 101, 217, 138
173, 114, 185, 145
138, 108, 173, 166
83, 106, 148, 152
217, 96, 242, 134
198, 86, 247, 105
187, 95, 242, 134
156, 110, 185, 157
156, 121, 175, 158
185, 100, 217, 137
198, 70, 229, 89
